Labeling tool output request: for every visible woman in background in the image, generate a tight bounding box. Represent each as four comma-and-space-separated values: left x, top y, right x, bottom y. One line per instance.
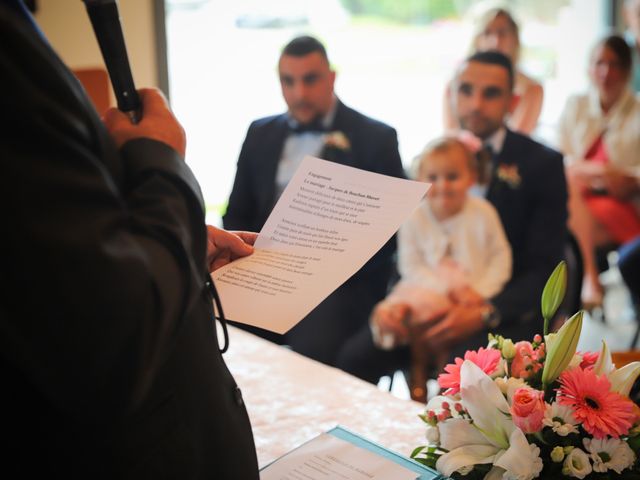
443, 7, 544, 135
558, 34, 640, 309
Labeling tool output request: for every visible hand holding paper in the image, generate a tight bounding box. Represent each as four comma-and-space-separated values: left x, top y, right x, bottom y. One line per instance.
212, 156, 429, 333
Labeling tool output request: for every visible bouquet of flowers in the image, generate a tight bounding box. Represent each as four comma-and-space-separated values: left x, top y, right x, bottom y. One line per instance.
411, 262, 640, 479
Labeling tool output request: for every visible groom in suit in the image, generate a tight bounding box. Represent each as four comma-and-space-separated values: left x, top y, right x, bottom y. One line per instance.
446, 50, 568, 353
337, 50, 568, 383
223, 35, 405, 366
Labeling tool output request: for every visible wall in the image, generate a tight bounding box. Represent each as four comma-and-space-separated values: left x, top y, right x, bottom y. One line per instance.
34, 0, 159, 95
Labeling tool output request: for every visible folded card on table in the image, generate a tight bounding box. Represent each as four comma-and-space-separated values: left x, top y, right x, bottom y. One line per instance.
260, 426, 443, 480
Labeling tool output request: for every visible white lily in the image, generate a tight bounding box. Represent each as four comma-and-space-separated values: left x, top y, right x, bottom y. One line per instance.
436, 362, 543, 480
610, 361, 640, 396
592, 340, 614, 376
590, 340, 640, 396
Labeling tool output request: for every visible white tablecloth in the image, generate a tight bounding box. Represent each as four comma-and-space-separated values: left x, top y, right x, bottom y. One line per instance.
224, 326, 427, 468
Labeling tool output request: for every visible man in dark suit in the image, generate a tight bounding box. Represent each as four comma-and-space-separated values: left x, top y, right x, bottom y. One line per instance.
1, 2, 258, 478
337, 51, 568, 383
223, 35, 405, 366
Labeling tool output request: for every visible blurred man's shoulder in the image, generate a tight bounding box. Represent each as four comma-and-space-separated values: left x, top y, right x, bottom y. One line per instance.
249, 113, 287, 131
338, 102, 396, 135
506, 129, 562, 166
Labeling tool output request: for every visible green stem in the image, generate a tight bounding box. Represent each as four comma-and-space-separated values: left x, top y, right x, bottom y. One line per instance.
543, 317, 549, 337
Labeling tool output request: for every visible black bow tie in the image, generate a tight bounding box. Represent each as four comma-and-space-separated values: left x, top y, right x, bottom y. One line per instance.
289, 119, 326, 134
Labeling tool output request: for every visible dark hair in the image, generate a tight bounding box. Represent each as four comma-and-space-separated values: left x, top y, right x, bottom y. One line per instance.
466, 50, 515, 90
281, 35, 329, 62
593, 34, 633, 74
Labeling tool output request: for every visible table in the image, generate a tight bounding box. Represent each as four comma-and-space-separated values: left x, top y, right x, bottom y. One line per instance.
224, 326, 427, 468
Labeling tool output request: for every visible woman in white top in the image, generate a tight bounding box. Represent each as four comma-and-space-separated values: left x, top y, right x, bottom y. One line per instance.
443, 7, 544, 135
558, 35, 640, 309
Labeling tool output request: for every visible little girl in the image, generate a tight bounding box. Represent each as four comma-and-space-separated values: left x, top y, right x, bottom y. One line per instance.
371, 136, 512, 397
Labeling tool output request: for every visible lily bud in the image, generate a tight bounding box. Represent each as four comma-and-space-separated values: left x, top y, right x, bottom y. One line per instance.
542, 311, 583, 387
541, 261, 567, 322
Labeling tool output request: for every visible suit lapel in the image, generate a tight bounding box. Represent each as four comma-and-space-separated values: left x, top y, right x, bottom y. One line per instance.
261, 116, 290, 211
322, 100, 356, 167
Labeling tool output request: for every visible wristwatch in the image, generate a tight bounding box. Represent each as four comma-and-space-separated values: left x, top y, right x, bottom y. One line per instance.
480, 302, 501, 329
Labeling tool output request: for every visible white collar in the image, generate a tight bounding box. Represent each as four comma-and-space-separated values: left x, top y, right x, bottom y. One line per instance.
483, 126, 507, 155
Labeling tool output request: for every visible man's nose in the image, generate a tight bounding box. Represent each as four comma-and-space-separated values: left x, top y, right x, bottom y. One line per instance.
291, 81, 308, 100
468, 91, 484, 110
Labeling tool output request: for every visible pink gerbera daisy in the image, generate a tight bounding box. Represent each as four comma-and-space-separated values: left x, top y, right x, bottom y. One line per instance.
438, 347, 501, 395
557, 367, 636, 438
578, 351, 599, 370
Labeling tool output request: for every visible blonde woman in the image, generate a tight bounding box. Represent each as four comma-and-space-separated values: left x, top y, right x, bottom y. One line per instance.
443, 7, 543, 135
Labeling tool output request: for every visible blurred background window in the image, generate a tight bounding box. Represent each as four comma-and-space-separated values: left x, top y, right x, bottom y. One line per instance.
165, 0, 609, 224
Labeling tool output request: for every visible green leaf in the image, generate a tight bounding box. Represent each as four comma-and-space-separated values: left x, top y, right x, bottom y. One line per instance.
410, 445, 426, 458
541, 261, 567, 324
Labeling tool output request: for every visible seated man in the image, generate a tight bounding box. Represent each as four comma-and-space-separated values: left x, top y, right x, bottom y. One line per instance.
337, 51, 568, 384
223, 35, 405, 366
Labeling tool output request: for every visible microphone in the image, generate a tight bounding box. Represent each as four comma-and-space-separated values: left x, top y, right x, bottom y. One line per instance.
82, 0, 141, 123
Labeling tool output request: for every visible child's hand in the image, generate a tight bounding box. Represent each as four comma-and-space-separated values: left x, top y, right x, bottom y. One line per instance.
370, 301, 411, 349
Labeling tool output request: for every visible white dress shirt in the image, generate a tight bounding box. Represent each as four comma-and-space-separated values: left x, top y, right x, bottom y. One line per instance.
275, 99, 338, 199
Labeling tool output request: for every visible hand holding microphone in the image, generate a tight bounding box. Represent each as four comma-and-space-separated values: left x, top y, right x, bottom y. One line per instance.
83, 0, 185, 156
103, 88, 186, 157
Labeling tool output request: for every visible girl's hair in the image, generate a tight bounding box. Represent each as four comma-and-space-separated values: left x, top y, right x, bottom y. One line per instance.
469, 7, 520, 63
591, 34, 633, 76
411, 136, 477, 180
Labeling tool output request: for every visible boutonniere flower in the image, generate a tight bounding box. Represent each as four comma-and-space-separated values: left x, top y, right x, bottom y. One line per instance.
497, 164, 522, 188
323, 131, 351, 151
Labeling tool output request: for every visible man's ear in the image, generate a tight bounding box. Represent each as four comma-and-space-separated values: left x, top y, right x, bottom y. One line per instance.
508, 93, 519, 115
329, 69, 336, 90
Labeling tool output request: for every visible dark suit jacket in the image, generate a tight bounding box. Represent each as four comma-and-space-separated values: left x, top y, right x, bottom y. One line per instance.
223, 100, 406, 278
486, 129, 568, 339
223, 102, 405, 363
0, 7, 258, 479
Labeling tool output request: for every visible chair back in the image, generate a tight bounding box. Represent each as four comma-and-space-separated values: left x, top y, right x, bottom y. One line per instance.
72, 68, 111, 116
611, 350, 640, 368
